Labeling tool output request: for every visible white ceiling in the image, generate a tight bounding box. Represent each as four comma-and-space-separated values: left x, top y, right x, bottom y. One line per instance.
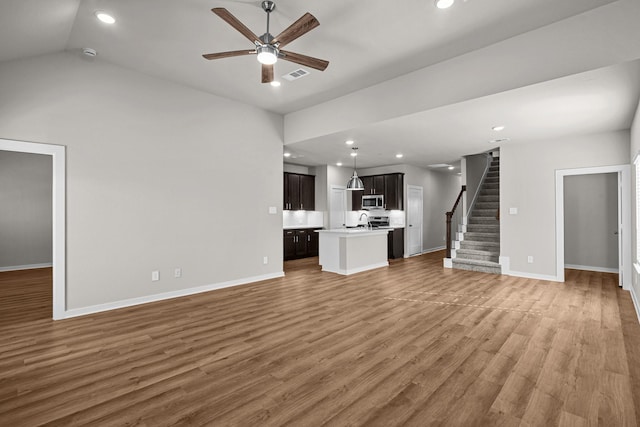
1, 0, 638, 169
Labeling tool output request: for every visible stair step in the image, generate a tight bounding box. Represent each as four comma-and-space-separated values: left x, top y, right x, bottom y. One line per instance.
477, 195, 499, 203
472, 208, 500, 217
483, 183, 500, 190
460, 240, 500, 251
467, 224, 500, 233
468, 217, 499, 225
463, 232, 500, 242
452, 258, 502, 275
455, 249, 499, 263
475, 201, 499, 210
486, 172, 499, 178
480, 189, 500, 196
488, 166, 499, 172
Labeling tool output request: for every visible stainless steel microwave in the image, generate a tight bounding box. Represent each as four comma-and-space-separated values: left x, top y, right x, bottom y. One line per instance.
362, 195, 384, 209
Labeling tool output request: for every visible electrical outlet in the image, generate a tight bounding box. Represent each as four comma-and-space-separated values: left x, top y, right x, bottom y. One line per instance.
263, 256, 268, 265
174, 268, 182, 278
527, 256, 534, 264
268, 206, 277, 214
151, 270, 160, 281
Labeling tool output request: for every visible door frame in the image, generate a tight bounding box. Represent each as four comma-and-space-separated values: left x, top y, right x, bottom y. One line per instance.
555, 164, 630, 288
407, 185, 423, 256
0, 138, 66, 319
329, 185, 347, 229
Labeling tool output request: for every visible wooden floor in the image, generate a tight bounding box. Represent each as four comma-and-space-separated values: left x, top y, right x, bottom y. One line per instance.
1, 253, 640, 426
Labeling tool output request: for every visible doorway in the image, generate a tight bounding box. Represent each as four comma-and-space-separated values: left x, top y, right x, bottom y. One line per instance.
0, 139, 66, 319
407, 185, 423, 256
555, 165, 630, 288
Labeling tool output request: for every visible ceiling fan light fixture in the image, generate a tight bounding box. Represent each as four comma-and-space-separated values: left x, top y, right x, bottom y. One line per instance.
257, 45, 278, 65
435, 0, 455, 9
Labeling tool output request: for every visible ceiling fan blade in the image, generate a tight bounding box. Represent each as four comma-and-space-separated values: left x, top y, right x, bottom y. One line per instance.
280, 50, 329, 71
261, 64, 274, 83
212, 8, 260, 44
272, 13, 319, 48
202, 50, 256, 60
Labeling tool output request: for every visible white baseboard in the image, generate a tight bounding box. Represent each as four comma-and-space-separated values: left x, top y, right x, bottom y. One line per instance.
565, 264, 619, 273
321, 262, 389, 276
63, 271, 285, 319
0, 263, 53, 272
629, 286, 640, 325
503, 270, 562, 282
423, 246, 446, 254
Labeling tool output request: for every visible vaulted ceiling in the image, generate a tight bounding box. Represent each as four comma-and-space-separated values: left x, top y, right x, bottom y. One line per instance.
2, 0, 639, 169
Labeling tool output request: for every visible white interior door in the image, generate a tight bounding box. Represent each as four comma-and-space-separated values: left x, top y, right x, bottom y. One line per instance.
329, 185, 347, 229
407, 185, 423, 255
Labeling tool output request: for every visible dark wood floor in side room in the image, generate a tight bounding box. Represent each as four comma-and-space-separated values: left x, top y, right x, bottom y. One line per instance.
1, 253, 640, 426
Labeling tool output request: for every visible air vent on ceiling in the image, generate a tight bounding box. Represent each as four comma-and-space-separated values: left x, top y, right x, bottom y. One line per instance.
282, 68, 310, 81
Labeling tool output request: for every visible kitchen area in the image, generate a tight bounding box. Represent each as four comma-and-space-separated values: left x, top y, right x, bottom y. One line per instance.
283, 169, 406, 275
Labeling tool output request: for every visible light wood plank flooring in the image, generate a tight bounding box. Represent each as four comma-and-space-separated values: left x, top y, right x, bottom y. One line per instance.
1, 252, 640, 426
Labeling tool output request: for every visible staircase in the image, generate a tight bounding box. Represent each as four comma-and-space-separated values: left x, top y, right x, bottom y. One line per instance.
452, 156, 501, 274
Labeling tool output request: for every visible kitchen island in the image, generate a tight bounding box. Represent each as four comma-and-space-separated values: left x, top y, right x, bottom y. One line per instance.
317, 228, 390, 275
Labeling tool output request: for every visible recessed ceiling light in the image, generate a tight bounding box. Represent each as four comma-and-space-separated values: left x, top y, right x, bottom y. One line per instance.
336, 162, 342, 166
396, 153, 403, 158
350, 152, 358, 157
95, 11, 116, 24
492, 125, 505, 131
270, 81, 281, 87
345, 140, 354, 145
435, 0, 454, 9
448, 166, 455, 170
283, 152, 291, 157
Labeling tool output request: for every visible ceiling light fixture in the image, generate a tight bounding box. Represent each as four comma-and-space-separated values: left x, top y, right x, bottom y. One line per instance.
489, 138, 511, 144
283, 152, 291, 157
492, 125, 505, 131
435, 0, 454, 9
396, 153, 403, 158
346, 147, 364, 191
270, 80, 281, 87
256, 45, 278, 65
95, 11, 116, 24
336, 162, 342, 166
448, 166, 455, 170
345, 140, 354, 145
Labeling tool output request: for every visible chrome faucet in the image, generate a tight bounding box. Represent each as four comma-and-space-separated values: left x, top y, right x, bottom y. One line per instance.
358, 212, 370, 229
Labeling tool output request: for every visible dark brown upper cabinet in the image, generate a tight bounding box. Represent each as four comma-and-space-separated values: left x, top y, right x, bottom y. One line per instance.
352, 173, 404, 210
284, 173, 315, 210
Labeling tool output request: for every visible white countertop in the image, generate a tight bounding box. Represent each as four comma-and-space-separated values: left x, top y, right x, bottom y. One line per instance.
317, 228, 390, 236
283, 225, 323, 230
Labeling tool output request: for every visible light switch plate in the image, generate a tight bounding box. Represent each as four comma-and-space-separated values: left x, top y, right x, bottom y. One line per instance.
268, 206, 277, 214
509, 207, 518, 215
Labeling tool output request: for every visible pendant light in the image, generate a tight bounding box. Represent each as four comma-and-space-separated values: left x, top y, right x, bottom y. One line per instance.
346, 147, 365, 191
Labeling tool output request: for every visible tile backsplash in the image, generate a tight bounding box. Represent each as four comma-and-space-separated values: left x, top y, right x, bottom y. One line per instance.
283, 210, 325, 228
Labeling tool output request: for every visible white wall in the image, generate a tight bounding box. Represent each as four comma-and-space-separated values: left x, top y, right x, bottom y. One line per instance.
630, 98, 640, 304
0, 151, 52, 268
0, 52, 284, 311
501, 131, 629, 278
564, 173, 618, 270
463, 153, 490, 216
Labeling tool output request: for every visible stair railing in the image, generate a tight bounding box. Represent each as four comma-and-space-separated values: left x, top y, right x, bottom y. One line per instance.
446, 185, 466, 258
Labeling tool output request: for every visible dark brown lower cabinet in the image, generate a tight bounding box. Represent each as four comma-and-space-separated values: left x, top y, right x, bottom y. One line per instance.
284, 228, 321, 260
387, 228, 405, 259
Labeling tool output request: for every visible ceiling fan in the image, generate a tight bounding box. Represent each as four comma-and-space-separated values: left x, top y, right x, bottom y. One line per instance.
202, 1, 329, 83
